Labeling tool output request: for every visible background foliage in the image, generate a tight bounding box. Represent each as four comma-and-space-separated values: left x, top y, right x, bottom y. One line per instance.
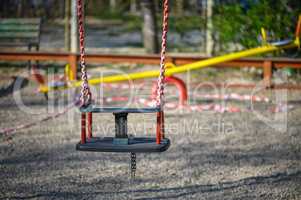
213, 0, 301, 52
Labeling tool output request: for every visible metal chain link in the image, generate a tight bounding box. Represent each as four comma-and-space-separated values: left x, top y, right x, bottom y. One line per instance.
77, 0, 91, 107
156, 0, 169, 108
78, 0, 167, 108
130, 152, 136, 179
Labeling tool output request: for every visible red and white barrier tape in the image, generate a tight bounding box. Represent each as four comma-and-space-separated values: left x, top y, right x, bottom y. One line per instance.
99, 82, 270, 103
102, 82, 145, 90
102, 96, 293, 113
194, 93, 269, 103
0, 89, 293, 137
270, 103, 295, 113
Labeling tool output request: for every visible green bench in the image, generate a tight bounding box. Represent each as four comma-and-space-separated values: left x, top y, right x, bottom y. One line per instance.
0, 18, 41, 51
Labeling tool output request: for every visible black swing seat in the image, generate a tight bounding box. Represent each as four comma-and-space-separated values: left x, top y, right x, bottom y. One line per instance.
76, 137, 170, 153
77, 106, 170, 153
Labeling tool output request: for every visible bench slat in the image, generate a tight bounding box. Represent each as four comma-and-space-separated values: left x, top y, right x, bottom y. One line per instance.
0, 32, 39, 39
0, 18, 41, 48
0, 42, 39, 47
0, 25, 40, 32
0, 18, 41, 25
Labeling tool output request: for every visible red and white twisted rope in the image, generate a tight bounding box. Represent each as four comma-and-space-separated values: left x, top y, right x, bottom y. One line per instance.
156, 0, 169, 108
77, 0, 91, 107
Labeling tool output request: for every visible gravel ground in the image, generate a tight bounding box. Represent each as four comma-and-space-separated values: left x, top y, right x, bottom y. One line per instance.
0, 69, 301, 200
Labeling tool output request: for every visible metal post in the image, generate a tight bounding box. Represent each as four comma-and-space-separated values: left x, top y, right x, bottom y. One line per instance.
156, 111, 164, 144
114, 113, 128, 138
161, 111, 165, 139
87, 112, 92, 139
263, 60, 272, 88
81, 113, 86, 144
113, 113, 129, 145
68, 54, 77, 80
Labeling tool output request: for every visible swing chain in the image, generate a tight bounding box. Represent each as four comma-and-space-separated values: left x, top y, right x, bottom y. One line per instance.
156, 0, 169, 108
77, 0, 91, 107
130, 152, 136, 178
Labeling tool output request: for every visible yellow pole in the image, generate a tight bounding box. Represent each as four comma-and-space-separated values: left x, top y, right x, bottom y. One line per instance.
261, 27, 267, 44
39, 41, 298, 93
165, 43, 296, 76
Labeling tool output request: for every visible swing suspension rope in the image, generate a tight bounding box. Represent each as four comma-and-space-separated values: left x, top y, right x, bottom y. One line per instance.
156, 0, 169, 108
77, 0, 169, 179
77, 0, 91, 107
77, 0, 169, 109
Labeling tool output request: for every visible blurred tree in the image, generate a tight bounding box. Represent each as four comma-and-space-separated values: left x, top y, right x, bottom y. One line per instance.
141, 0, 159, 53
212, 0, 301, 53
65, 0, 71, 51
110, 0, 116, 12
0, 0, 64, 20
130, 0, 138, 14
70, 0, 78, 53
86, 0, 104, 17
206, 0, 214, 56
17, 1, 23, 17
174, 0, 184, 17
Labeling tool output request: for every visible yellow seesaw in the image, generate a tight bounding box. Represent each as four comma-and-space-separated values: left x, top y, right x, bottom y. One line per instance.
38, 15, 301, 93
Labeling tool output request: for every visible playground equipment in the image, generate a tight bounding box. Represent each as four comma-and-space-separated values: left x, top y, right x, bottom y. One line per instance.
36, 14, 301, 94
75, 0, 170, 178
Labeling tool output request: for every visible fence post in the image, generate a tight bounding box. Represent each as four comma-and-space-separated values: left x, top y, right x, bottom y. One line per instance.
263, 60, 272, 88
69, 54, 77, 81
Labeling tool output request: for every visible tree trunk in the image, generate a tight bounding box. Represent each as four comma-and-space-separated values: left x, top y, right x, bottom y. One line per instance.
70, 0, 78, 53
205, 0, 214, 56
17, 1, 23, 17
110, 0, 116, 12
65, 0, 71, 51
175, 0, 184, 17
188, 0, 198, 14
130, 0, 137, 14
141, 0, 159, 53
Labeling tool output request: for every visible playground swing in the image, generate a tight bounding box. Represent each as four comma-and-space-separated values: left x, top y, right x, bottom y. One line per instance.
75, 0, 170, 176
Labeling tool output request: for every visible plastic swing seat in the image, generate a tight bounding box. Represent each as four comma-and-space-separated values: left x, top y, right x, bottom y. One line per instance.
76, 105, 170, 153
74, 0, 171, 177
77, 137, 170, 153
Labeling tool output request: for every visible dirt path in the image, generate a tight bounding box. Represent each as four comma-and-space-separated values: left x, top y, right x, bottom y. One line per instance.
0, 71, 301, 200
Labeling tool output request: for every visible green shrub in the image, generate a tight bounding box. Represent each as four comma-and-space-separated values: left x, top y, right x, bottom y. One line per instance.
213, 0, 301, 51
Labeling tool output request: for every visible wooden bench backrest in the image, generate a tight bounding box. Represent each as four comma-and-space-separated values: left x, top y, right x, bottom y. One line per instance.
0, 18, 41, 48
